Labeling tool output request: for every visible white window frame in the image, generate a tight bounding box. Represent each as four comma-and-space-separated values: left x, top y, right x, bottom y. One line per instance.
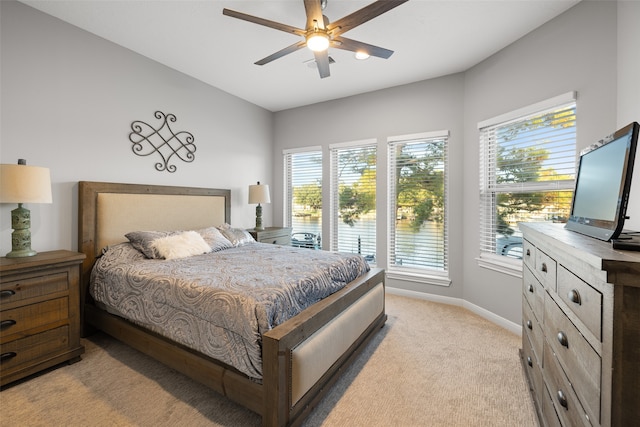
477, 91, 577, 277
387, 131, 451, 287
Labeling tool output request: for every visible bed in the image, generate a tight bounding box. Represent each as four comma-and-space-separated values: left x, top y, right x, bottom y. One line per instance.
77, 181, 386, 427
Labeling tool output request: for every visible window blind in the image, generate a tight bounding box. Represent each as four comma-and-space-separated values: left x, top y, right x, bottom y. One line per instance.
479, 99, 576, 260
283, 148, 323, 242
330, 141, 377, 263
388, 132, 448, 273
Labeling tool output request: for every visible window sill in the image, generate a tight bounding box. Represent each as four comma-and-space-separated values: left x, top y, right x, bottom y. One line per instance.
476, 254, 522, 278
386, 269, 451, 287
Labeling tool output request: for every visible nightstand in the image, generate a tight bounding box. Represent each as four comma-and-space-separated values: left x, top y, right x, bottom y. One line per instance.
0, 250, 86, 387
248, 227, 292, 246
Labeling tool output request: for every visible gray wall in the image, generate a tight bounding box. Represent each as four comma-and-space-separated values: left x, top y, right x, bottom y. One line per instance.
462, 1, 618, 323
0, 0, 274, 254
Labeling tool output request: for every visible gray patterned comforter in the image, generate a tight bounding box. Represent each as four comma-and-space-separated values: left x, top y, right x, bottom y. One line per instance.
89, 242, 370, 380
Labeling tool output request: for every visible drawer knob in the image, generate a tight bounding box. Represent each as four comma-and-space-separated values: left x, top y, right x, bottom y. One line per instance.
0, 319, 17, 330
527, 284, 534, 294
541, 262, 548, 273
0, 352, 17, 363
526, 320, 533, 330
527, 356, 533, 367
557, 390, 568, 409
568, 289, 582, 305
557, 331, 569, 347
0, 290, 16, 298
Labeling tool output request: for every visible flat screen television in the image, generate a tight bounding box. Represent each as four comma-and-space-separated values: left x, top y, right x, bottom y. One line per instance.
565, 121, 639, 241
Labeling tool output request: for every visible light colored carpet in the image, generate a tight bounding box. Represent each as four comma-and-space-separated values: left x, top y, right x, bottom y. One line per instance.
0, 293, 537, 427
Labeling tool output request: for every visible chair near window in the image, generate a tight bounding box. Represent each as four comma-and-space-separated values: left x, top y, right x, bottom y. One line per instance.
291, 232, 321, 249
496, 235, 523, 259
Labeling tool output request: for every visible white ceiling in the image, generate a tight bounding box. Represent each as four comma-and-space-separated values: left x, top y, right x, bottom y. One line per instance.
20, 0, 580, 112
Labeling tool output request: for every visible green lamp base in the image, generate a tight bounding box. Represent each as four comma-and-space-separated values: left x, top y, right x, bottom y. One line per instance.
5, 248, 37, 258
6, 203, 38, 258
255, 203, 265, 231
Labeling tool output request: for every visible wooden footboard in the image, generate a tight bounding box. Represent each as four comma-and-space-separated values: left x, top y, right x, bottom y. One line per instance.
263, 268, 385, 427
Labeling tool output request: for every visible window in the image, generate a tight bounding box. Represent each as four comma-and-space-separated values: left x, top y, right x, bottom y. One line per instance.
283, 148, 323, 249
330, 140, 377, 263
388, 131, 449, 281
478, 92, 576, 274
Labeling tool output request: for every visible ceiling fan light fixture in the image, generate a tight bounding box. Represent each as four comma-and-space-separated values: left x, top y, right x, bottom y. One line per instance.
355, 51, 370, 60
306, 33, 330, 52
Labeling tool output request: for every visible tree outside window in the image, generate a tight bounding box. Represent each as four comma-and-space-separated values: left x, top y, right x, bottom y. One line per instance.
330, 144, 376, 262
389, 134, 447, 272
480, 101, 576, 261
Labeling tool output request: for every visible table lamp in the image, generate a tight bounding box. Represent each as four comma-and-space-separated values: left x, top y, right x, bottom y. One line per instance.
248, 181, 270, 231
0, 159, 52, 257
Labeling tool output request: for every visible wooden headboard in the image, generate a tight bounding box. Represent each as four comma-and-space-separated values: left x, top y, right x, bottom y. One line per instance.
77, 181, 231, 307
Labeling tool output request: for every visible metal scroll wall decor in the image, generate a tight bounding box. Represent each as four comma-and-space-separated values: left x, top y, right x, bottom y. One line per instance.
129, 111, 196, 173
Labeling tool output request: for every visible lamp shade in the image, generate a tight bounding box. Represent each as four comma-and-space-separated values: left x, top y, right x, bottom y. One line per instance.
0, 163, 52, 204
248, 183, 270, 204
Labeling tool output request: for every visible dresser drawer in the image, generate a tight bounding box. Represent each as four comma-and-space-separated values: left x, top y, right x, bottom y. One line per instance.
260, 235, 291, 245
522, 329, 543, 407
523, 266, 544, 324
544, 295, 600, 421
535, 249, 557, 291
0, 326, 70, 373
543, 344, 592, 427
542, 383, 563, 427
523, 239, 536, 272
0, 272, 69, 307
557, 266, 602, 341
523, 296, 543, 364
1, 297, 69, 339
249, 228, 292, 246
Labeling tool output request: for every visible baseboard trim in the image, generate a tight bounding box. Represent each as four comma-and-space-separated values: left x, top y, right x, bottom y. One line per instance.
385, 287, 521, 336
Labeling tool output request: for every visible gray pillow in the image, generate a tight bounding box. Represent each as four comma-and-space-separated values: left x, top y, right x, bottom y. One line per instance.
217, 224, 256, 247
195, 227, 234, 252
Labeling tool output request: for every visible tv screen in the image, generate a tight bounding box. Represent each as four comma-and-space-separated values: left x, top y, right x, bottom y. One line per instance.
565, 121, 639, 241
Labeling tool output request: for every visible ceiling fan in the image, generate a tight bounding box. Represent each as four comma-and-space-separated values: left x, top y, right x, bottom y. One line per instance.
222, 0, 409, 79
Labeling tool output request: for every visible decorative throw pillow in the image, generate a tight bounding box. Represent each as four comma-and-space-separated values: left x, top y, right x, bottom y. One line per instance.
125, 230, 176, 258
217, 223, 255, 247
195, 227, 233, 252
150, 231, 212, 260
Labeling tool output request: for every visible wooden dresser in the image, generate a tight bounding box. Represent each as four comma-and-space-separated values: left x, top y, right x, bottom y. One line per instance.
520, 223, 640, 426
248, 227, 292, 246
0, 250, 85, 387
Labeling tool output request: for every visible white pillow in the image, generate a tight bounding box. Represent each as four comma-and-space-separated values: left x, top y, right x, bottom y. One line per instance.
150, 231, 212, 260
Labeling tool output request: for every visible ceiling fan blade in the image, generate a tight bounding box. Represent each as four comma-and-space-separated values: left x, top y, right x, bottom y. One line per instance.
327, 0, 409, 37
255, 40, 307, 66
332, 36, 394, 59
303, 0, 325, 29
223, 8, 306, 37
314, 50, 331, 79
